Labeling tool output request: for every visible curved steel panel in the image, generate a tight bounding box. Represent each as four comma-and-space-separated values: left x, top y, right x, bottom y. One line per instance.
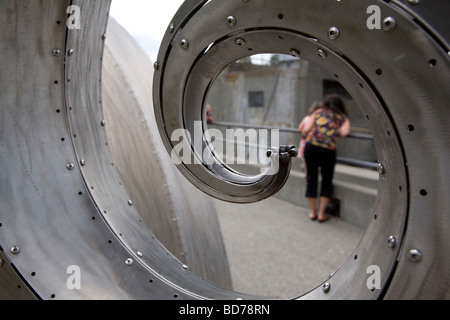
102, 17, 232, 290
0, 0, 238, 300
153, 0, 450, 299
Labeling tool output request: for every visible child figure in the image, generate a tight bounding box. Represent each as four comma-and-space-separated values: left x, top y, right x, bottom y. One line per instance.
298, 102, 323, 175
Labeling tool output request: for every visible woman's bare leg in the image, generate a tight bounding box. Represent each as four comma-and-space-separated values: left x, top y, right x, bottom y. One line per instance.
308, 198, 317, 220
318, 197, 331, 222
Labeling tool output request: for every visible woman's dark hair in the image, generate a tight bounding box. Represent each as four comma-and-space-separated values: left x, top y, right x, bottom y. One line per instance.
323, 94, 349, 117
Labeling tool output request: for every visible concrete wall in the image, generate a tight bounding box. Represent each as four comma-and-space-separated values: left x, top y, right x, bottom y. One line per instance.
206, 56, 378, 163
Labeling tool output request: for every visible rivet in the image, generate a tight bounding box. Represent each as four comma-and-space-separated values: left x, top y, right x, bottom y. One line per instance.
322, 282, 331, 293
80, 159, 86, 166
101, 120, 106, 127
182, 264, 189, 270
136, 251, 143, 258
0, 259, 4, 266
290, 49, 300, 57
235, 38, 246, 46
68, 49, 74, 56
377, 163, 385, 175
407, 0, 420, 4
66, 163, 75, 171
180, 39, 189, 49
388, 236, 396, 248
10, 246, 20, 255
102, 34, 107, 40
154, 62, 160, 70
169, 23, 175, 33
52, 49, 61, 57
128, 200, 133, 206
125, 258, 133, 266
317, 49, 327, 58
382, 17, 396, 31
408, 249, 423, 262
328, 26, 340, 40
227, 16, 236, 27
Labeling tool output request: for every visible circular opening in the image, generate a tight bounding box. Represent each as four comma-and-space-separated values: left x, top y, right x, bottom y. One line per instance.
107, 1, 409, 300
204, 54, 378, 297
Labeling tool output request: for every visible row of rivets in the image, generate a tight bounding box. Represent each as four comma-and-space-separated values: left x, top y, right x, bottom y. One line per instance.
321, 239, 422, 294
328, 18, 395, 41
52, 36, 150, 275
52, 49, 75, 57
153, 2, 404, 68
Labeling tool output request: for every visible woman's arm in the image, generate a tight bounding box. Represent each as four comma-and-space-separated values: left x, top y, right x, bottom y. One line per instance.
339, 118, 351, 137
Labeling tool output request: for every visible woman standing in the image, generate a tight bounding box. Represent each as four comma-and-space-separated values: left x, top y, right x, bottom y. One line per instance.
301, 94, 351, 223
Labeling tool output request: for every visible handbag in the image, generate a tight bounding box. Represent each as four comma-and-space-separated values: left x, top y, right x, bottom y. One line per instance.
325, 198, 341, 217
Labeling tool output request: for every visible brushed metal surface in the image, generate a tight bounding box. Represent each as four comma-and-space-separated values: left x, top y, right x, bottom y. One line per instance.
0, 0, 239, 300
102, 17, 232, 290
154, 1, 298, 204
153, 0, 450, 299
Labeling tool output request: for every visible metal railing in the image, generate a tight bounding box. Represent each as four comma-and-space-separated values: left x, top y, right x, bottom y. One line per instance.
209, 120, 378, 170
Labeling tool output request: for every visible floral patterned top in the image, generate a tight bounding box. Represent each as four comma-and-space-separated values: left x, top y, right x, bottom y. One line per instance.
306, 108, 346, 151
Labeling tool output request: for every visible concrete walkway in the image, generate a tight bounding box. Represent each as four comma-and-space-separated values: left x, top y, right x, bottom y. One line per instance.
214, 197, 365, 299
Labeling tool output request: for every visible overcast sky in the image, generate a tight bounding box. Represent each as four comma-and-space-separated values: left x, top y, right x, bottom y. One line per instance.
109, 0, 271, 64
109, 0, 184, 62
